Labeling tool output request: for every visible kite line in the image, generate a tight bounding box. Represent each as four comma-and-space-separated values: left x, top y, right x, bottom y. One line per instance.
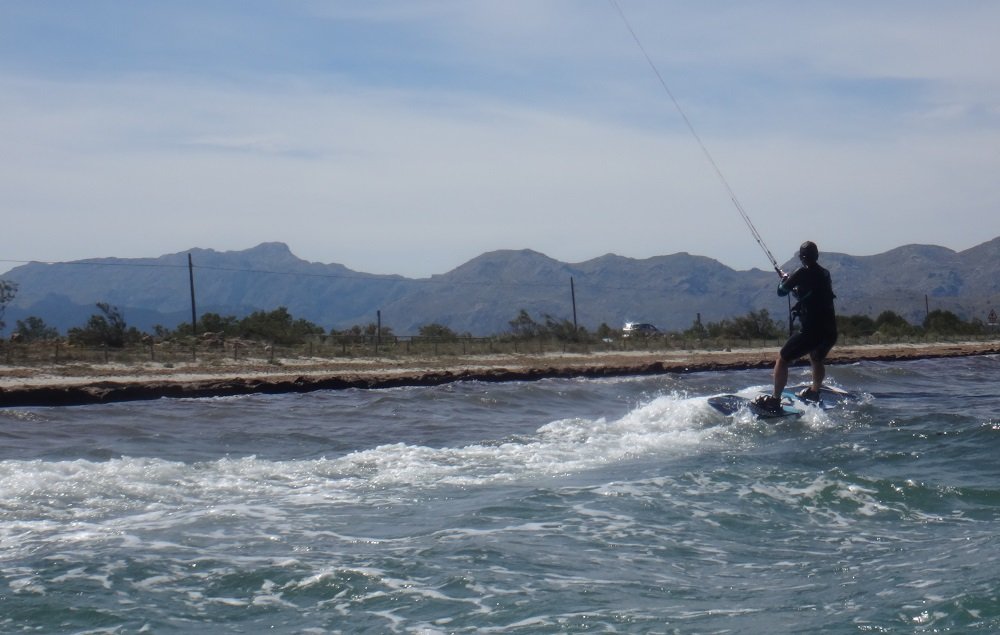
608, 0, 783, 277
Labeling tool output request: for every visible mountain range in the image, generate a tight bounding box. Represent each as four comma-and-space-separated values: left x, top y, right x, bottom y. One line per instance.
4, 238, 999, 336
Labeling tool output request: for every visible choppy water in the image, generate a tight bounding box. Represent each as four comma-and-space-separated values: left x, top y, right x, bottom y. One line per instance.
2, 355, 999, 633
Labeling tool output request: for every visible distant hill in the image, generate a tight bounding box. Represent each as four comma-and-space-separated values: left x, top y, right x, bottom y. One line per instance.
4, 238, 999, 336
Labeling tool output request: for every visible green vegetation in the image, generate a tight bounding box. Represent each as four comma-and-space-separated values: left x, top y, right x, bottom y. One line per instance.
923, 309, 983, 335
418, 323, 462, 339
68, 303, 144, 348
684, 309, 784, 340
508, 309, 586, 341
334, 322, 394, 340
236, 308, 325, 346
0, 279, 17, 333
1, 300, 996, 369
13, 316, 59, 342
17, 304, 1000, 346
166, 308, 324, 346
873, 310, 915, 338
508, 309, 541, 339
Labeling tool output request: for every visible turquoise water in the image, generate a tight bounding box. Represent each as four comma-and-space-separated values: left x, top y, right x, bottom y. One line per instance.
2, 356, 999, 633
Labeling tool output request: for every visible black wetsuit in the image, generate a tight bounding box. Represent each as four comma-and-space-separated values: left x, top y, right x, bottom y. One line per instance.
778, 263, 837, 361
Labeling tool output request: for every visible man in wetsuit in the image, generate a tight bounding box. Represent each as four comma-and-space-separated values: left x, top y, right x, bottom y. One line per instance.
754, 241, 837, 411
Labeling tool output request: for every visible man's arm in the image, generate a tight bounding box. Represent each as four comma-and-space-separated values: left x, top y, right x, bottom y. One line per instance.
777, 268, 800, 297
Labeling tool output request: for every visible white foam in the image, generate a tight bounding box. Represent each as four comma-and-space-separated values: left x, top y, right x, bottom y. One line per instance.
0, 392, 728, 556
335, 392, 718, 487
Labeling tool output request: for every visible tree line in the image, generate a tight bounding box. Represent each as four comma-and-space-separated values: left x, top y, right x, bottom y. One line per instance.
0, 276, 994, 348
3, 300, 995, 350
677, 308, 991, 340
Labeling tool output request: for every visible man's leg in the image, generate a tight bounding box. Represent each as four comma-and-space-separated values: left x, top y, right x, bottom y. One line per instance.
773, 355, 789, 398
809, 328, 837, 393
809, 351, 825, 391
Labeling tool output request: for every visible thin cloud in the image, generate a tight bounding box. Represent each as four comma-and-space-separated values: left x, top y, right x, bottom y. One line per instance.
0, 1, 998, 277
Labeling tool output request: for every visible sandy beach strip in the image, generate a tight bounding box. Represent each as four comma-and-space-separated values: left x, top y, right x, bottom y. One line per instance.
0, 341, 996, 407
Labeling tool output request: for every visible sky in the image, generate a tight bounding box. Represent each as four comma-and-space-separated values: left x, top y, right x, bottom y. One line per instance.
2, 1, 998, 278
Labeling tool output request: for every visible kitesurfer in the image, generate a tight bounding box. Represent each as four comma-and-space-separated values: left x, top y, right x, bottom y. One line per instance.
754, 241, 837, 411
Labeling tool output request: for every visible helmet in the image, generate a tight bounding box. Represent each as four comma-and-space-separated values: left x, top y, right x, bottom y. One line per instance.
798, 241, 819, 264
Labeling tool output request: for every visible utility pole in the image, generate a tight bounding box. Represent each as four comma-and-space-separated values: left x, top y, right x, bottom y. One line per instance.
570, 277, 578, 333
188, 253, 198, 336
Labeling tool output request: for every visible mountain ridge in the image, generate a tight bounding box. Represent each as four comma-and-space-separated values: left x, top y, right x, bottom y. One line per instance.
4, 238, 999, 336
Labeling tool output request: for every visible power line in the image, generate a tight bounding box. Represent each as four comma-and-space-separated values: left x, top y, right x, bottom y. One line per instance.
608, 0, 782, 276
0, 259, 187, 270
0, 255, 731, 295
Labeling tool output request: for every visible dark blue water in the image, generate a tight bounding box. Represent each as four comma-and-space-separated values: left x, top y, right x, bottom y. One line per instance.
2, 356, 999, 633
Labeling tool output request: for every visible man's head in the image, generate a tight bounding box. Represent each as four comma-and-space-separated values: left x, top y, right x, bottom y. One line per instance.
799, 241, 819, 264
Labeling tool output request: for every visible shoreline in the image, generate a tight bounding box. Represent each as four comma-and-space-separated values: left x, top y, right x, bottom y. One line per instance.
1, 341, 996, 407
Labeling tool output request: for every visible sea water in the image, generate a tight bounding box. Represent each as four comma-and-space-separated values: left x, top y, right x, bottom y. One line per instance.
1, 355, 999, 633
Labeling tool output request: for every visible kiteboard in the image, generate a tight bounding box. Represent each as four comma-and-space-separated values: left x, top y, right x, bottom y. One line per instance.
707, 385, 856, 420
788, 383, 856, 406
707, 393, 803, 420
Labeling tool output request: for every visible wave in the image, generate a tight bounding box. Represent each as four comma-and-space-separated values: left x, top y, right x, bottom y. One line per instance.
0, 392, 771, 516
